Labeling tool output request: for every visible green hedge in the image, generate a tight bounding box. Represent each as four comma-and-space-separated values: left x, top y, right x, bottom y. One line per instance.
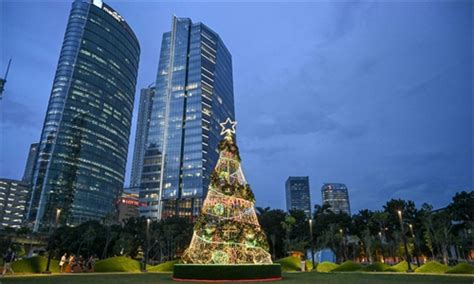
275, 256, 300, 272
11, 256, 60, 273
94, 256, 141, 272
173, 264, 281, 280
148, 260, 178, 272
415, 261, 449, 274
446, 263, 474, 274
361, 262, 391, 272
332, 260, 362, 272
316, 261, 339, 272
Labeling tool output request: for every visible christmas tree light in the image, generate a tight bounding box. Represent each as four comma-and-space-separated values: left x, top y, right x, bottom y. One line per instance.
182, 119, 272, 265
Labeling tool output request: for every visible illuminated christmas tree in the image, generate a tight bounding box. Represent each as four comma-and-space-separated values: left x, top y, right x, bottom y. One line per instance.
182, 118, 272, 264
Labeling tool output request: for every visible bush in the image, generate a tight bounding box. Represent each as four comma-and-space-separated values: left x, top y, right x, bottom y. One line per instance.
361, 262, 391, 272
332, 260, 362, 272
275, 256, 302, 272
173, 264, 281, 280
94, 256, 141, 272
415, 261, 448, 274
446, 263, 474, 274
148, 260, 178, 272
11, 256, 60, 273
385, 261, 409, 272
316, 261, 339, 272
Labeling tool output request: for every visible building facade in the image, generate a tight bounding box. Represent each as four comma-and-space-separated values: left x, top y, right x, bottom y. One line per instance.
115, 189, 140, 223
321, 183, 351, 215
139, 16, 235, 219
22, 143, 39, 184
0, 179, 30, 229
129, 85, 155, 188
27, 0, 140, 231
285, 176, 311, 216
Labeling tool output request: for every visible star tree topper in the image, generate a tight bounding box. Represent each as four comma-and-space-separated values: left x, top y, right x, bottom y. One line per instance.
220, 118, 237, 136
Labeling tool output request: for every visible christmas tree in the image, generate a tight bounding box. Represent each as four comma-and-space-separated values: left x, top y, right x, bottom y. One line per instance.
182, 118, 272, 265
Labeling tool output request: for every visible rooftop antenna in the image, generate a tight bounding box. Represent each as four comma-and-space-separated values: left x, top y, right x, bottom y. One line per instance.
0, 58, 12, 100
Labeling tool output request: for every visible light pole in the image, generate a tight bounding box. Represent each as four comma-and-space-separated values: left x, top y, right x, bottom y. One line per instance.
143, 218, 151, 272
45, 208, 61, 274
409, 224, 420, 267
309, 219, 315, 270
339, 229, 346, 262
397, 210, 412, 272
378, 232, 385, 263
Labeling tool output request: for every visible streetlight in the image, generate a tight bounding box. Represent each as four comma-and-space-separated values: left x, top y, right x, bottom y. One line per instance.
397, 210, 412, 272
143, 218, 151, 272
44, 208, 62, 274
308, 219, 315, 270
378, 231, 385, 263
408, 224, 420, 267
339, 228, 346, 262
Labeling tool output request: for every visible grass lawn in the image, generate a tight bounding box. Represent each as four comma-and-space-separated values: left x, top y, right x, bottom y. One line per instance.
1, 272, 473, 284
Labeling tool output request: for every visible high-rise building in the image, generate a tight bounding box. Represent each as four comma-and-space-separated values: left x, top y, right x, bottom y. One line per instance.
285, 176, 311, 216
129, 85, 155, 188
27, 0, 140, 231
0, 179, 30, 229
140, 16, 235, 219
22, 143, 39, 184
321, 183, 351, 215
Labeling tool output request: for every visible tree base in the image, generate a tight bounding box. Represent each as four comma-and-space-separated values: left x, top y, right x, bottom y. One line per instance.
173, 264, 282, 282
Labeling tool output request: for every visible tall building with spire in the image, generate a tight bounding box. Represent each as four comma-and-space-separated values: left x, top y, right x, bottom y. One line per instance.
139, 16, 235, 219
26, 0, 140, 231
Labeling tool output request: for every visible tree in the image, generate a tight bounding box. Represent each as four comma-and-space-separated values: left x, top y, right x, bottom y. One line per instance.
182, 121, 272, 264
256, 208, 286, 259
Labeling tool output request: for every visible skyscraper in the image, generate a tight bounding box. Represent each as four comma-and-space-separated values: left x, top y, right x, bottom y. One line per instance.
27, 0, 140, 231
22, 143, 39, 184
140, 16, 235, 219
129, 85, 155, 188
321, 183, 351, 215
0, 179, 30, 229
285, 176, 311, 216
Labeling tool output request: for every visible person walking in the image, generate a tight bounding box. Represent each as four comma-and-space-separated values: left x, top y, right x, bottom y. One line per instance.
59, 253, 68, 273
2, 248, 16, 275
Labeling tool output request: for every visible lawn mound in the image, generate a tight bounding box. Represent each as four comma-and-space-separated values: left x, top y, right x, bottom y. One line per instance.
446, 263, 474, 274
415, 261, 449, 274
316, 261, 339, 272
11, 256, 60, 273
332, 260, 362, 272
385, 261, 409, 272
94, 256, 141, 272
275, 256, 302, 272
361, 262, 391, 272
148, 260, 178, 272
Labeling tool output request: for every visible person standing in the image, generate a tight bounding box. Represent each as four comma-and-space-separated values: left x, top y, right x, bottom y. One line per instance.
2, 248, 16, 275
59, 253, 68, 273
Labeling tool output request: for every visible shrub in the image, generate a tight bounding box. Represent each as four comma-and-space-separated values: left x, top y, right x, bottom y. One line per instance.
148, 260, 178, 272
11, 256, 60, 273
332, 260, 362, 272
385, 261, 409, 272
316, 261, 339, 272
275, 256, 302, 272
173, 264, 281, 281
94, 256, 141, 272
415, 261, 448, 274
361, 262, 391, 272
446, 263, 474, 274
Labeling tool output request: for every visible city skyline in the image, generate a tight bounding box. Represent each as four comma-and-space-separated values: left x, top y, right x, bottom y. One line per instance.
1, 1, 472, 214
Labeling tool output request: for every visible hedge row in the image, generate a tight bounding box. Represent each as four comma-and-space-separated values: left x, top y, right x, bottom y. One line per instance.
173, 264, 282, 280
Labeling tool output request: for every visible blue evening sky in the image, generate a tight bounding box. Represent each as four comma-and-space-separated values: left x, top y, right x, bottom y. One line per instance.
0, 0, 472, 213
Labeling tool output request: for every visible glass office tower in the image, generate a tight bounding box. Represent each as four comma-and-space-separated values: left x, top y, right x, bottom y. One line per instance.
130, 85, 155, 188
140, 16, 235, 219
27, 0, 140, 231
285, 176, 311, 217
321, 183, 351, 215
